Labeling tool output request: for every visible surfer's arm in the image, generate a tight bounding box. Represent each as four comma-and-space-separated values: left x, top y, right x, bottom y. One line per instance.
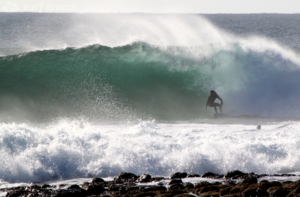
218, 97, 223, 105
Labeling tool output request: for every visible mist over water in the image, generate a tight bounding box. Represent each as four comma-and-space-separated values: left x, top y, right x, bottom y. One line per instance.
1, 13, 300, 184
1, 13, 300, 121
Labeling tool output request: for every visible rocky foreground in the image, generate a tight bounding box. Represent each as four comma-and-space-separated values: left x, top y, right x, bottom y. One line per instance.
3, 170, 300, 197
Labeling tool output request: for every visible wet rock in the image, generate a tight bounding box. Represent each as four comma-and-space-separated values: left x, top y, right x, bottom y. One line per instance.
91, 177, 105, 184
6, 188, 28, 197
169, 183, 185, 190
108, 183, 122, 191
58, 184, 68, 189
41, 184, 51, 189
5, 171, 300, 197
133, 191, 157, 197
284, 180, 300, 190
201, 172, 219, 178
242, 176, 258, 184
194, 181, 211, 188
242, 186, 258, 197
150, 176, 164, 182
258, 180, 282, 190
184, 182, 194, 189
67, 184, 81, 189
225, 170, 247, 179
164, 189, 186, 196
222, 180, 236, 186
287, 186, 300, 197
169, 179, 183, 185
186, 173, 201, 177
170, 172, 188, 179
268, 186, 290, 197
199, 192, 220, 197
85, 184, 105, 194
51, 189, 87, 197
143, 186, 167, 192
172, 194, 195, 197
125, 186, 140, 194
138, 174, 152, 183
114, 172, 138, 183
229, 184, 249, 195
219, 186, 231, 196
197, 185, 222, 194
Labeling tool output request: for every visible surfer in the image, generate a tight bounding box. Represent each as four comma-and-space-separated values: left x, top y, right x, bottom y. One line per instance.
206, 90, 223, 113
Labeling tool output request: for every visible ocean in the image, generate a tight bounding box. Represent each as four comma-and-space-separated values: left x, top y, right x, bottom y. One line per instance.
0, 13, 300, 190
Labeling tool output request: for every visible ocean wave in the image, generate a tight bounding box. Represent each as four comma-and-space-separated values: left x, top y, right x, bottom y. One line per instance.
1, 36, 300, 122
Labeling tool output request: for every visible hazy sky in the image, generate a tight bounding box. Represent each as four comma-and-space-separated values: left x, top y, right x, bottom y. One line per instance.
1, 0, 299, 13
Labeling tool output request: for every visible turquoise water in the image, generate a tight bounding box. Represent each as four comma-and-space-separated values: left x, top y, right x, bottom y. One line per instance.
1, 13, 300, 184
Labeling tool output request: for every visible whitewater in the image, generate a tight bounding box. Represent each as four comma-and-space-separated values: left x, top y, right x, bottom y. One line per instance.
1, 13, 300, 190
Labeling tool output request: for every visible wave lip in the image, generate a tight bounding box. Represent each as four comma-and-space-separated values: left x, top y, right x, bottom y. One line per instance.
1, 39, 300, 121
1, 14, 300, 121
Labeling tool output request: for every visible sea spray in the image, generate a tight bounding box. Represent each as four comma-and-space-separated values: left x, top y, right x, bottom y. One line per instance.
1, 40, 300, 121
1, 13, 300, 186
1, 120, 300, 183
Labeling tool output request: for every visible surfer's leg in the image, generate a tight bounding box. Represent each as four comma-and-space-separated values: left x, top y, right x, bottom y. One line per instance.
214, 103, 221, 113
214, 106, 218, 113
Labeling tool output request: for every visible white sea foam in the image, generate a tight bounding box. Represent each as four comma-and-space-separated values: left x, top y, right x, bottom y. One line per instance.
0, 119, 300, 184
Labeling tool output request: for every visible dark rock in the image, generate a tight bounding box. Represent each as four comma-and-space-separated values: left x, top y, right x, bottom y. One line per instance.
222, 180, 237, 186
67, 184, 81, 189
229, 184, 249, 195
51, 189, 87, 197
125, 186, 140, 193
267, 186, 290, 197
172, 194, 194, 197
59, 184, 68, 189
80, 182, 90, 190
150, 176, 164, 182
258, 181, 282, 190
138, 174, 152, 183
201, 172, 219, 178
143, 186, 167, 192
184, 182, 194, 189
114, 172, 138, 183
170, 172, 188, 179
242, 186, 258, 197
28, 184, 41, 190
187, 174, 201, 177
287, 186, 300, 197
169, 179, 183, 185
284, 180, 300, 190
199, 191, 220, 197
6, 188, 28, 197
194, 181, 211, 188
225, 170, 246, 179
41, 184, 51, 189
256, 187, 269, 197
91, 177, 105, 184
107, 183, 122, 191
86, 184, 105, 194
219, 187, 231, 196
169, 184, 185, 190
133, 191, 156, 197
162, 189, 186, 196
197, 185, 221, 194
242, 176, 258, 184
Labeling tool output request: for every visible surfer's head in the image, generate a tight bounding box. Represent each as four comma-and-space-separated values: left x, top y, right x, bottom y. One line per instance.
210, 90, 217, 95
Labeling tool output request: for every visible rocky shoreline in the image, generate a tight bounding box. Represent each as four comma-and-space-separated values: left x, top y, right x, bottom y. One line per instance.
3, 170, 300, 197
